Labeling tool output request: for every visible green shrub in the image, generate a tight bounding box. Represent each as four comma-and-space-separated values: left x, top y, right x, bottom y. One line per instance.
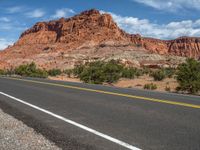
48, 69, 62, 76
151, 70, 166, 81
163, 68, 176, 78
122, 68, 136, 79
3, 69, 14, 75
135, 68, 144, 77
15, 62, 48, 78
144, 83, 157, 90
64, 69, 73, 77
142, 67, 152, 75
165, 86, 171, 92
78, 60, 123, 84
176, 58, 200, 94
79, 61, 105, 84
0, 69, 5, 75
73, 64, 85, 77
103, 60, 123, 83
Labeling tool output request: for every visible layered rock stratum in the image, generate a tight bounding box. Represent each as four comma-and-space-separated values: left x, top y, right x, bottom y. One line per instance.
0, 9, 200, 69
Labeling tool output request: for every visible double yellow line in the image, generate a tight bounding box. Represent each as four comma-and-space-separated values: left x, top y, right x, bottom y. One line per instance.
2, 76, 200, 109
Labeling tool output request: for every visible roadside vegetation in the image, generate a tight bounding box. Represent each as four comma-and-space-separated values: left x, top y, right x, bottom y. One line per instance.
0, 58, 199, 95
144, 83, 157, 90
72, 60, 145, 84
48, 69, 62, 76
176, 58, 200, 94
0, 69, 5, 75
14, 62, 48, 78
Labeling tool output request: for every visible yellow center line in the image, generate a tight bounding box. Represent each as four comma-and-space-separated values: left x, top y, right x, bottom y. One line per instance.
1, 76, 200, 109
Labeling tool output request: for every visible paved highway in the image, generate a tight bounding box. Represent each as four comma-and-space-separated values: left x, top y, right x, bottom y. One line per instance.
0, 76, 200, 150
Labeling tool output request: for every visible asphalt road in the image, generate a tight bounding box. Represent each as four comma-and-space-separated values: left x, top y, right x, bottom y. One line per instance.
0, 76, 200, 150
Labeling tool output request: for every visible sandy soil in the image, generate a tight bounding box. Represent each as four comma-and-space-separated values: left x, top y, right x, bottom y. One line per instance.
48, 75, 81, 83
114, 75, 178, 92
49, 75, 178, 92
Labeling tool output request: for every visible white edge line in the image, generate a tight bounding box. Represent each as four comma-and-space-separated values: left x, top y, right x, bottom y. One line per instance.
0, 92, 141, 150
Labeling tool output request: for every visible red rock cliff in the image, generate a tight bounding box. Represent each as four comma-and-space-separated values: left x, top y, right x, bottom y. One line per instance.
16, 9, 127, 47
10, 9, 200, 59
0, 9, 200, 70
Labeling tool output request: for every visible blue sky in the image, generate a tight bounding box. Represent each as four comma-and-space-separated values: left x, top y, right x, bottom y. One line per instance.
1, 0, 200, 49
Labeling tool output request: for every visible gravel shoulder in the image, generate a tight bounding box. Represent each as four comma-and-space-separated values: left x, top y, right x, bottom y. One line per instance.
0, 108, 61, 150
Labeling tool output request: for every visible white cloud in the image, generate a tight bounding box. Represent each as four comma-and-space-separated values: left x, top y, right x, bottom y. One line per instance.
104, 11, 200, 39
0, 38, 13, 50
26, 9, 45, 18
132, 0, 200, 12
0, 17, 10, 22
52, 8, 75, 19
6, 6, 23, 13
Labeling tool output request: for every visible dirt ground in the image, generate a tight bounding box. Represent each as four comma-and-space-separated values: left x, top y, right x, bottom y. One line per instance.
49, 75, 178, 92
49, 75, 81, 83
114, 75, 178, 92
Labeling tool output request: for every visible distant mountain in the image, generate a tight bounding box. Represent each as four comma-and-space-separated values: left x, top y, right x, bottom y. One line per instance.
0, 9, 199, 69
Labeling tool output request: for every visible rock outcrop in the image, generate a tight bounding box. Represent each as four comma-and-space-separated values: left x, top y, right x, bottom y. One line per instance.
16, 9, 127, 47
0, 9, 199, 69
168, 37, 200, 59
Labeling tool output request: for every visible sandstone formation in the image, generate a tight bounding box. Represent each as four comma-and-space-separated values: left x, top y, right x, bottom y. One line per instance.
0, 9, 199, 70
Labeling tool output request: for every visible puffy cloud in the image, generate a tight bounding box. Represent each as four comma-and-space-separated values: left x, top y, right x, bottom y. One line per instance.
51, 8, 75, 19
132, 0, 200, 12
106, 11, 200, 39
0, 38, 13, 50
26, 9, 45, 18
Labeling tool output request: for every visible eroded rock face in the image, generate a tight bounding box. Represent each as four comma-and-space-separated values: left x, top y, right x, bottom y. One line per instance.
0, 9, 200, 70
16, 9, 126, 47
168, 37, 200, 58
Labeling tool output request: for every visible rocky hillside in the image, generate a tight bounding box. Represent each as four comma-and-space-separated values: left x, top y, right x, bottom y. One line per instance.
0, 9, 199, 69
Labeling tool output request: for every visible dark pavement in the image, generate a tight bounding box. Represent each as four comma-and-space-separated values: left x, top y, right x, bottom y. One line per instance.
0, 76, 199, 150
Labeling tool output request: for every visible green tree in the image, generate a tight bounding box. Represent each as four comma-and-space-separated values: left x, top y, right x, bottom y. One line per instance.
176, 58, 200, 94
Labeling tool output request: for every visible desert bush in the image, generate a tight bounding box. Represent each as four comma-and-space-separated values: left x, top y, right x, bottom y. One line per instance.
79, 61, 105, 84
142, 67, 152, 75
48, 69, 62, 76
165, 86, 171, 92
15, 62, 48, 78
163, 68, 176, 78
135, 68, 144, 77
151, 70, 166, 81
122, 68, 137, 79
78, 60, 123, 84
144, 83, 157, 90
73, 64, 85, 77
103, 60, 123, 83
64, 69, 73, 77
176, 58, 200, 94
0, 69, 5, 75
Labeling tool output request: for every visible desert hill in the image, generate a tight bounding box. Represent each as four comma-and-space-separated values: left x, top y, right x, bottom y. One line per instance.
0, 9, 200, 69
